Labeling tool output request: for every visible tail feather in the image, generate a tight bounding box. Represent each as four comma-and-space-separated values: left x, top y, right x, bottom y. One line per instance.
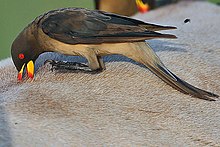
150, 63, 219, 101
134, 42, 219, 101
140, 24, 177, 31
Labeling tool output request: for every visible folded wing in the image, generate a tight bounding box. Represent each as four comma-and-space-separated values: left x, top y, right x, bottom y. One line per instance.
41, 8, 177, 45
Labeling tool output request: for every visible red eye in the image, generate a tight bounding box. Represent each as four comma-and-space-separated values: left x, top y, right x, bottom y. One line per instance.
18, 53, 25, 59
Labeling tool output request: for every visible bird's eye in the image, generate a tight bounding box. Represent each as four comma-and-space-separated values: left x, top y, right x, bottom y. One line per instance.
18, 53, 25, 60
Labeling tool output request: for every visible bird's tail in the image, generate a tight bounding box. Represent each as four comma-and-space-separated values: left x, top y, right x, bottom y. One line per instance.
140, 23, 177, 31
130, 42, 219, 101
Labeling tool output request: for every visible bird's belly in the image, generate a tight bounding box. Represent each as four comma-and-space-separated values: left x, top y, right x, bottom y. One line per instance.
92, 42, 135, 56
52, 43, 92, 56
50, 42, 135, 58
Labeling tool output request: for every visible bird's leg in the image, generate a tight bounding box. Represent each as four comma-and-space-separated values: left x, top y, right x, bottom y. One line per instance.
44, 60, 92, 72
82, 50, 104, 73
97, 56, 106, 70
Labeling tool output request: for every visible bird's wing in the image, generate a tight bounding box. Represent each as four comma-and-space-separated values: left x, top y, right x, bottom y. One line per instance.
41, 8, 176, 45
101, 11, 177, 31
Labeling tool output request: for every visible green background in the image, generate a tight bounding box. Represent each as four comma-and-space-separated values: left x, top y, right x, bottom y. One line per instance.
0, 0, 93, 60
1, 0, 219, 60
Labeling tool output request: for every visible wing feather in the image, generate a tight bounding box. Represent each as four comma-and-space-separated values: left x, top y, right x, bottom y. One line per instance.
41, 8, 176, 45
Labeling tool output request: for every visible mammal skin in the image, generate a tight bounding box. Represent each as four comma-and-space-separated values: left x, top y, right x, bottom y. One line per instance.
11, 8, 219, 101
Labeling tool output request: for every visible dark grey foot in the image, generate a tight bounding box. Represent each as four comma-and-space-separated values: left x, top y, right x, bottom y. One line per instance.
44, 60, 92, 72
89, 68, 104, 74
44, 60, 103, 73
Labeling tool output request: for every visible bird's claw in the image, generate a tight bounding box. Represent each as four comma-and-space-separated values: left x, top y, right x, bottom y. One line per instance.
44, 59, 92, 72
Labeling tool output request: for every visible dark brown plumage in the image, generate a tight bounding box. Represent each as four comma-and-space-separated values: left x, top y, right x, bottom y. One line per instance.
41, 8, 176, 44
11, 8, 219, 101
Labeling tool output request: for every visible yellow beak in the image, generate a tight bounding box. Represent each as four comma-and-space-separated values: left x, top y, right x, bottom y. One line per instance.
18, 64, 25, 81
27, 60, 34, 79
17, 60, 35, 81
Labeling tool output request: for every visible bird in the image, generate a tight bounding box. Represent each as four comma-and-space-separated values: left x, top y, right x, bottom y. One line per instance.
94, 0, 150, 16
94, 0, 137, 16
11, 7, 219, 101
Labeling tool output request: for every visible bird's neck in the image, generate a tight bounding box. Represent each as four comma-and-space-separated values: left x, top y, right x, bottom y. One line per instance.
24, 25, 44, 55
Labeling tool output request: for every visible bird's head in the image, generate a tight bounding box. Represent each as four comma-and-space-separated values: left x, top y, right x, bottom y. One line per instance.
11, 28, 42, 81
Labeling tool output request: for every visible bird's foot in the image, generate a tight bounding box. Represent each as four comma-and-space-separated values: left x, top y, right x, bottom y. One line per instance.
89, 68, 104, 74
44, 60, 92, 72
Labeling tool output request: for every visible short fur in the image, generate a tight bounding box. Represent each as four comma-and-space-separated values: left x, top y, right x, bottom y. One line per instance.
1, 2, 220, 146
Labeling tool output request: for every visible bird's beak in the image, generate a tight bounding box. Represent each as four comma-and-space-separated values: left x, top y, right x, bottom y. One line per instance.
17, 60, 35, 81
18, 64, 25, 81
136, 0, 149, 13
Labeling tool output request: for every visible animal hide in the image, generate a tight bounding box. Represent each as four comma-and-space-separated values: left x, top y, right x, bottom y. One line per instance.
0, 1, 220, 146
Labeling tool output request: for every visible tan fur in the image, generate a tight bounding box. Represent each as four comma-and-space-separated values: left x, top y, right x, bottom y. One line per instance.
1, 1, 220, 146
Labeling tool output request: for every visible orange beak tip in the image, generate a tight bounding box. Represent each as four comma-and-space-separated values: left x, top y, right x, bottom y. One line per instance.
28, 73, 34, 79
17, 64, 26, 81
17, 73, 23, 81
138, 5, 149, 13
136, 0, 150, 13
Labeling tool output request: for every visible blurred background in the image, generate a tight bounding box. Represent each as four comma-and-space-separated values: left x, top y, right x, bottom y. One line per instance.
0, 0, 219, 60
0, 0, 93, 60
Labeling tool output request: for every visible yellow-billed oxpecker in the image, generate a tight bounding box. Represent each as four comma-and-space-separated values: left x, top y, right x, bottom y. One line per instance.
11, 8, 219, 101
